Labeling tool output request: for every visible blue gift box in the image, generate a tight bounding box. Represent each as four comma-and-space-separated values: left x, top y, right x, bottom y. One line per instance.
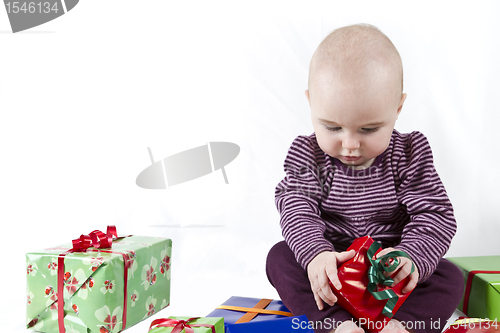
206, 296, 293, 325
224, 315, 314, 333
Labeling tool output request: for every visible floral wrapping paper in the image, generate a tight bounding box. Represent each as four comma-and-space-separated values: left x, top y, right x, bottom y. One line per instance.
26, 235, 172, 333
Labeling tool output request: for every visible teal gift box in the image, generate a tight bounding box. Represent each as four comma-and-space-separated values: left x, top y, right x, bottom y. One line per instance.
26, 227, 172, 333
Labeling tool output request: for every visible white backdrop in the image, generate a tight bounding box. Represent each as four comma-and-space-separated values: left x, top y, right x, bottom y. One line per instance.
1, 1, 499, 332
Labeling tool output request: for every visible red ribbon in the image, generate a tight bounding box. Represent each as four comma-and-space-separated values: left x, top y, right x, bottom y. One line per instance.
462, 270, 500, 315
149, 318, 216, 333
71, 225, 117, 251
57, 226, 129, 333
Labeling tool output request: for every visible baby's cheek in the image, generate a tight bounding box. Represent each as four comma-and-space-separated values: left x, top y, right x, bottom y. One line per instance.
372, 132, 392, 154
327, 143, 341, 158
318, 137, 337, 156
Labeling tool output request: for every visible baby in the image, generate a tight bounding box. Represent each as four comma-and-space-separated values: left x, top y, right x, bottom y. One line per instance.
266, 24, 464, 333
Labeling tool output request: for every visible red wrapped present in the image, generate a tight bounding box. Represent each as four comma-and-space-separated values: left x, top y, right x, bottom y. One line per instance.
444, 317, 500, 333
329, 236, 416, 333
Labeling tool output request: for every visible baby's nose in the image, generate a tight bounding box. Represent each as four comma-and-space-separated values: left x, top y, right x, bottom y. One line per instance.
342, 135, 360, 150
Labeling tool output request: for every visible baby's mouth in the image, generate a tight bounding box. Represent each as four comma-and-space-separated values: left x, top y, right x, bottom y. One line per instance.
341, 155, 361, 162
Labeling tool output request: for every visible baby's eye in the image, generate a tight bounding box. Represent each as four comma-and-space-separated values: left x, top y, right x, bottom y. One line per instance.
362, 127, 378, 133
325, 126, 341, 132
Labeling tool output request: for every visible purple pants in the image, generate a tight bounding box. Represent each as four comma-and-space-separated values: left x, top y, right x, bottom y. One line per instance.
266, 241, 464, 333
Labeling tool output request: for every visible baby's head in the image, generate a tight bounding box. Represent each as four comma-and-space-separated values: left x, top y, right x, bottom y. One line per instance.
306, 24, 406, 169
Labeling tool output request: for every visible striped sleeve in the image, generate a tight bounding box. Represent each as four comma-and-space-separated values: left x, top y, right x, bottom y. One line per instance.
275, 135, 335, 270
393, 132, 456, 282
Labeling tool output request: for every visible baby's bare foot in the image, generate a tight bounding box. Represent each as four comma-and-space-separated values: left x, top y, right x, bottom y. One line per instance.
330, 320, 365, 333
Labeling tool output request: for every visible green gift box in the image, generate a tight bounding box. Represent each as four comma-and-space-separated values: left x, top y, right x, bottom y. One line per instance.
447, 255, 500, 320
26, 227, 172, 333
148, 316, 224, 333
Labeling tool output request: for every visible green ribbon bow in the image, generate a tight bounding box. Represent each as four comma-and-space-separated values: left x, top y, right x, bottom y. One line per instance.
366, 241, 415, 318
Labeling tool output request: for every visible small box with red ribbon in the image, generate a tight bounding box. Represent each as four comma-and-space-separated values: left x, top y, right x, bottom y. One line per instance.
329, 236, 416, 333
447, 256, 500, 320
148, 316, 224, 333
26, 226, 172, 333
443, 317, 500, 333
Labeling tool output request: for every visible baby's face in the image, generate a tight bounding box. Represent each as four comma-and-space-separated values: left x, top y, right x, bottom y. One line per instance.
308, 75, 406, 169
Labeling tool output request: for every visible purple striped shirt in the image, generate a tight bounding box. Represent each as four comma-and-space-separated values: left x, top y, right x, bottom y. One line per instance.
275, 130, 456, 282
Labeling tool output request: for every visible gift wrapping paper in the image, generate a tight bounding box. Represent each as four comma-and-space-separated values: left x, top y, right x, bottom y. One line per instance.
148, 316, 224, 333
447, 256, 500, 320
329, 236, 415, 333
222, 315, 314, 333
26, 232, 172, 333
206, 296, 293, 329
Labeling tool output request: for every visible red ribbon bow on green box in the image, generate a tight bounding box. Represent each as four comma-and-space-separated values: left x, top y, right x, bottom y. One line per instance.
149, 318, 216, 333
71, 225, 117, 251
57, 225, 132, 333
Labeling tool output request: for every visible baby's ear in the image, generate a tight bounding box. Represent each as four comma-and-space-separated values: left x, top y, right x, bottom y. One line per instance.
397, 93, 407, 117
305, 90, 311, 104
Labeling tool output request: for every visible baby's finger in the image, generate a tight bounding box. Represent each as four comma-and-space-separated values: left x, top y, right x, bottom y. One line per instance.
318, 286, 337, 307
312, 288, 324, 310
390, 261, 412, 286
375, 247, 395, 259
309, 279, 324, 310
317, 273, 337, 306
325, 263, 341, 290
402, 270, 418, 293
336, 249, 356, 265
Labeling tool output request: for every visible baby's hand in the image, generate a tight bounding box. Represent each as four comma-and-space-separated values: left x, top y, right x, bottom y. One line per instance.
307, 250, 355, 310
375, 247, 419, 293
